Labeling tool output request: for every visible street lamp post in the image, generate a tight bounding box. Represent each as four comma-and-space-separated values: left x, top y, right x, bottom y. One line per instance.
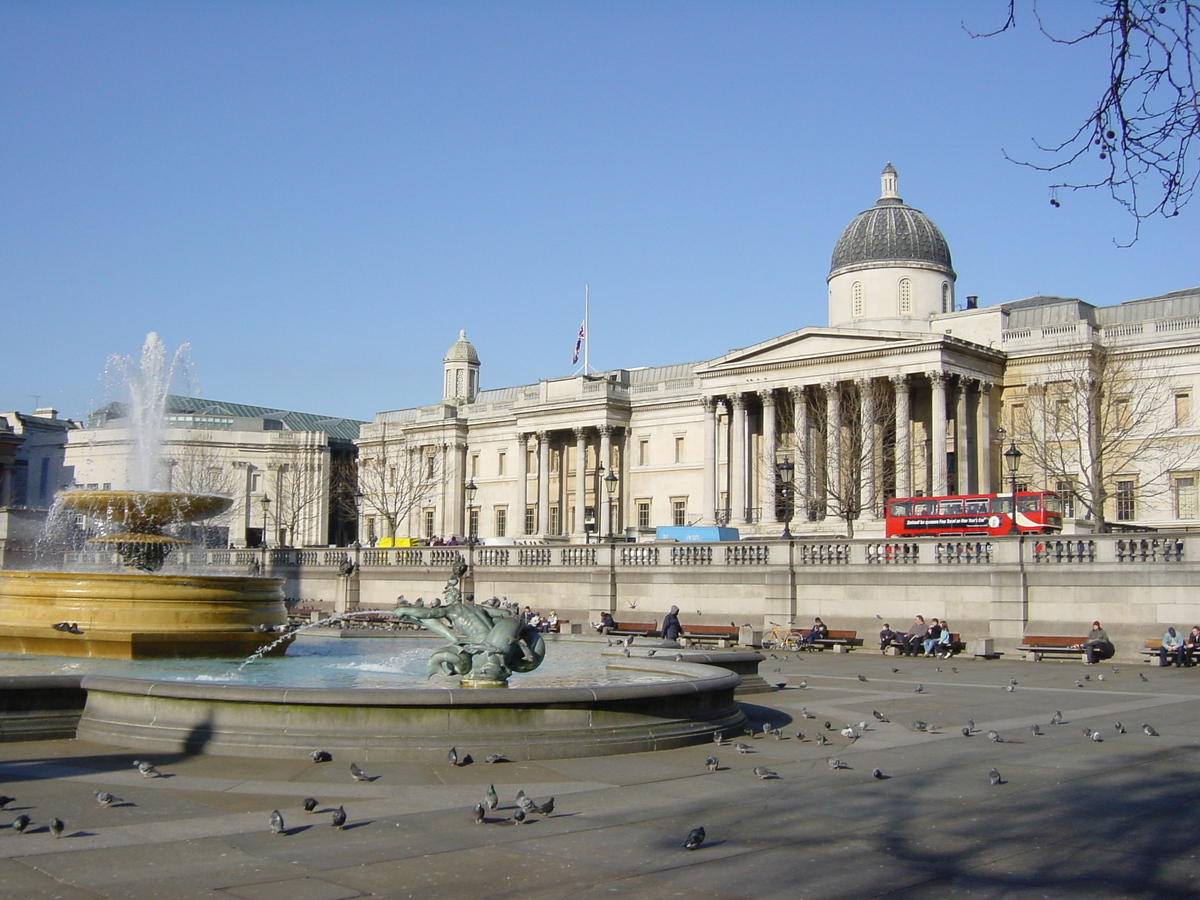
604, 469, 619, 541
1004, 441, 1023, 534
260, 495, 271, 549
463, 479, 478, 591
464, 480, 478, 541
777, 457, 795, 539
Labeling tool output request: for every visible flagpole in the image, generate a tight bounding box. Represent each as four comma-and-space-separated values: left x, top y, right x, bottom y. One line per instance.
583, 283, 591, 375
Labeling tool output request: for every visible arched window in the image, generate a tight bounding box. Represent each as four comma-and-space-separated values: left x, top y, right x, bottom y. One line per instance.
942, 282, 950, 313
852, 282, 864, 317
899, 278, 912, 314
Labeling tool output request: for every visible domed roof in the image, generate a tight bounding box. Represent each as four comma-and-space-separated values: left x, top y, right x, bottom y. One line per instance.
830, 164, 953, 277
444, 330, 479, 364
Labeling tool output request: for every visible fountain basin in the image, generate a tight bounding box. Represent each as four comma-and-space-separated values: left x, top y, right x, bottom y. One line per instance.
0, 571, 288, 659
75, 660, 747, 761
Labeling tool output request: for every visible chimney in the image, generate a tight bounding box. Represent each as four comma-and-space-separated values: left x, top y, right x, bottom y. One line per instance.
966, 295, 978, 310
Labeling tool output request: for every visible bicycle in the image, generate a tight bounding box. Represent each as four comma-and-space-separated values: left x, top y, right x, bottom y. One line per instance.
760, 622, 804, 652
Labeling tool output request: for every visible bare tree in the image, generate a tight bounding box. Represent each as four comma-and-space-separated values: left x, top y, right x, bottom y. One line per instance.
1007, 346, 1198, 529
969, 1, 1200, 242
164, 434, 235, 497
268, 458, 327, 547
355, 424, 443, 541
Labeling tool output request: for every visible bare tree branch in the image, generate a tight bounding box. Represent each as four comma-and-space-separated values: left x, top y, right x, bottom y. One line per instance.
355, 423, 443, 541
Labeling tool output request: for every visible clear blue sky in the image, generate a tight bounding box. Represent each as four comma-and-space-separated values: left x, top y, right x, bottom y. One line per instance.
3, 2, 1196, 424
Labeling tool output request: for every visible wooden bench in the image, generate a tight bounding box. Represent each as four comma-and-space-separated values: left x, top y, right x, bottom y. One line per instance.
798, 629, 862, 652
680, 624, 739, 648
1141, 638, 1194, 665
1016, 636, 1087, 661
610, 621, 660, 638
885, 632, 963, 658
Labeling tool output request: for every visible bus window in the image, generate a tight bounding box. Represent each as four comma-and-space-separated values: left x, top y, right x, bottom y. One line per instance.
939, 499, 963, 514
991, 497, 1013, 515
964, 499, 989, 514
889, 501, 911, 516
1017, 496, 1040, 512
913, 501, 935, 516
1043, 497, 1062, 514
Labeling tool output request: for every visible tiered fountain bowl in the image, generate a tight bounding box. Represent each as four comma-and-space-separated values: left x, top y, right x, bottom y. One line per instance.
0, 490, 288, 660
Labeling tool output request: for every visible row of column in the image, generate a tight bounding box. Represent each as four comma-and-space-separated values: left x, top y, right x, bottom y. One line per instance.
515, 426, 618, 538
701, 372, 996, 526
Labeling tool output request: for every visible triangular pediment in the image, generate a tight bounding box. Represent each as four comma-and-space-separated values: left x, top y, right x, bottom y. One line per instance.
697, 327, 937, 377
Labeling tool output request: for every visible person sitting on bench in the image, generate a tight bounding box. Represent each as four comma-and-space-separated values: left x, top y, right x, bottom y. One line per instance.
800, 617, 829, 648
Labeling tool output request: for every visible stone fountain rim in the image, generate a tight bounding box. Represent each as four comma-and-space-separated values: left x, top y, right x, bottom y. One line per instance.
79, 659, 741, 706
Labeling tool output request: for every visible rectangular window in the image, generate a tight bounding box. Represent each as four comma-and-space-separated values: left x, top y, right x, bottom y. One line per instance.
637, 500, 651, 530
671, 497, 687, 527
470, 454, 479, 478
497, 451, 506, 476
423, 508, 435, 538
1055, 480, 1076, 518
549, 505, 561, 534
1054, 398, 1070, 432
524, 505, 536, 535
1114, 397, 1131, 429
426, 455, 436, 479
1175, 477, 1197, 519
468, 507, 479, 538
526, 447, 536, 472
674, 436, 685, 464
1176, 393, 1191, 427
1116, 480, 1136, 520
639, 439, 649, 466
494, 506, 507, 537
1008, 403, 1024, 431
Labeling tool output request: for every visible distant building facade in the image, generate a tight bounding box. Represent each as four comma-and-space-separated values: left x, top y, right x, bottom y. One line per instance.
359, 165, 1200, 541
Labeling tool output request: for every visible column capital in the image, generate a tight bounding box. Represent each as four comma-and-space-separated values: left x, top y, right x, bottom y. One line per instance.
889, 373, 909, 389
927, 370, 949, 387
757, 388, 775, 406
516, 432, 529, 446
730, 393, 747, 410
699, 395, 717, 412
821, 380, 838, 393
572, 427, 588, 441
599, 424, 615, 437
788, 384, 807, 399
535, 430, 549, 443
978, 380, 994, 393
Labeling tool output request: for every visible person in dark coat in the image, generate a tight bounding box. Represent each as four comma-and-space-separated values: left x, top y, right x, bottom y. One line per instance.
661, 606, 683, 643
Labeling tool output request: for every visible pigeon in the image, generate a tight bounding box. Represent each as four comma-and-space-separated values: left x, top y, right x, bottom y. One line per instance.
537, 797, 555, 816
674, 654, 683, 662
815, 733, 828, 746
515, 788, 528, 805
934, 666, 942, 673
824, 721, 833, 730
484, 754, 508, 764
133, 760, 160, 778
1084, 673, 1091, 681
841, 726, 858, 740
646, 649, 656, 657
872, 768, 884, 779
486, 785, 499, 810
914, 684, 924, 693
447, 747, 460, 767
961, 726, 971, 737
512, 808, 526, 825
761, 722, 773, 737
858, 722, 869, 732
0, 796, 15, 810
1075, 680, 1084, 688
1143, 723, 1159, 736
989, 767, 1002, 786
951, 666, 959, 673
891, 667, 900, 673
303, 797, 319, 813
1140, 672, 1149, 683
310, 750, 332, 763
828, 757, 844, 770
349, 762, 371, 782
988, 730, 1002, 742
795, 731, 805, 741
736, 742, 750, 754
1030, 724, 1042, 736
1091, 731, 1104, 742
331, 805, 347, 829
473, 802, 485, 824
270, 810, 285, 834
771, 727, 784, 740
1005, 684, 1016, 693
1081, 726, 1093, 737
752, 766, 778, 779
1112, 666, 1121, 674
858, 674, 868, 682
684, 826, 705, 850
519, 795, 538, 814
713, 731, 724, 745
911, 721, 928, 733
1098, 674, 1106, 681
11, 814, 30, 833
966, 719, 975, 733
49, 817, 65, 838
873, 710, 889, 723
706, 756, 719, 772
801, 709, 815, 719
1115, 722, 1126, 734
1050, 710, 1063, 725
798, 680, 808, 689
94, 791, 122, 808
1010, 678, 1018, 685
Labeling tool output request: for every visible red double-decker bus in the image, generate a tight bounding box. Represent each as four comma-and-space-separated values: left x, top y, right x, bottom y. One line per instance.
884, 491, 1063, 538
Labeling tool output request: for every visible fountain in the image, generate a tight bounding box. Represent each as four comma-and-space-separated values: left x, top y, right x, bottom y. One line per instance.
0, 334, 288, 659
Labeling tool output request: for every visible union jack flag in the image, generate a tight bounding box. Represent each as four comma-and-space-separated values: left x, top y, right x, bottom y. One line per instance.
572, 321, 585, 364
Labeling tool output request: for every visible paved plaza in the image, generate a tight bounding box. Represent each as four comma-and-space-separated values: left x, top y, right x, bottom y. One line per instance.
3, 650, 1200, 899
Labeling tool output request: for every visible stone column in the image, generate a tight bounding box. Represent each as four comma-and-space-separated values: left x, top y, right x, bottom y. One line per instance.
858, 378, 877, 517
573, 427, 588, 538
824, 381, 840, 511
978, 382, 994, 493
515, 434, 528, 534
929, 371, 949, 496
956, 378, 971, 495
759, 389, 776, 525
891, 374, 911, 498
536, 431, 550, 535
730, 394, 748, 525
700, 397, 717, 525
599, 425, 614, 538
791, 386, 808, 523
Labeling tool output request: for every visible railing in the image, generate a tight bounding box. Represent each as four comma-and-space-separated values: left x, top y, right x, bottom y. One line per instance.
933, 541, 993, 564
671, 545, 712, 565
797, 543, 849, 565
726, 544, 769, 565
1114, 537, 1185, 562
864, 542, 921, 564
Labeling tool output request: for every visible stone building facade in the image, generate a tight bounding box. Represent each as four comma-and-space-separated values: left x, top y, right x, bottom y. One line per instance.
359, 165, 1200, 541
